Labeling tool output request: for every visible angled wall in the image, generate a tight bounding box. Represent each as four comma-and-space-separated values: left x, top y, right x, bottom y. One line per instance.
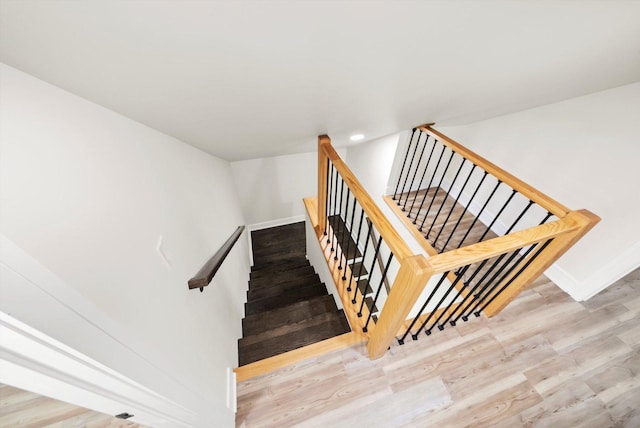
0, 64, 249, 427
437, 82, 640, 300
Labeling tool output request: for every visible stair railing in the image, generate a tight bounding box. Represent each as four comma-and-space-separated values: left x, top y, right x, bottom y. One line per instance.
311, 130, 599, 360
315, 136, 414, 340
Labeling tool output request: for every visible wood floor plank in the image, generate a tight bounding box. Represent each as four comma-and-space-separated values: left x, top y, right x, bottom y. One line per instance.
0, 384, 140, 428
237, 269, 640, 427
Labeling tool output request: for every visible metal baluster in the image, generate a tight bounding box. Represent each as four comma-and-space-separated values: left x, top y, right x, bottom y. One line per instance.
347, 207, 366, 292
327, 163, 334, 244
398, 272, 450, 344
342, 191, 357, 280
441, 259, 489, 327
476, 189, 517, 243
363, 252, 394, 332
440, 171, 489, 252
352, 220, 373, 304
330, 167, 339, 250
540, 212, 554, 224
461, 248, 523, 320
338, 188, 351, 270
419, 148, 455, 231
455, 179, 502, 248
453, 212, 553, 322
475, 239, 554, 314
427, 157, 466, 238
393, 129, 417, 200
408, 134, 434, 221
502, 200, 535, 235
398, 131, 422, 210
418, 265, 470, 335
402, 133, 427, 212
414, 143, 447, 231
433, 164, 476, 245
358, 236, 383, 317
335, 178, 345, 261
324, 158, 330, 236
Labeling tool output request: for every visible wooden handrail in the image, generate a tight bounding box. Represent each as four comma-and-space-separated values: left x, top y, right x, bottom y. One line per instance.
318, 137, 413, 261
424, 212, 587, 274
188, 225, 245, 291
419, 125, 571, 218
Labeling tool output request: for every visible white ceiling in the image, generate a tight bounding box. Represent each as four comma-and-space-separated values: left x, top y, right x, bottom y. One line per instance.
2, 1, 640, 161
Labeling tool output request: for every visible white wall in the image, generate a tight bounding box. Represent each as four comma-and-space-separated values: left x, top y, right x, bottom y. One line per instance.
0, 64, 249, 427
345, 133, 429, 258
438, 82, 640, 300
231, 149, 346, 229
346, 82, 640, 302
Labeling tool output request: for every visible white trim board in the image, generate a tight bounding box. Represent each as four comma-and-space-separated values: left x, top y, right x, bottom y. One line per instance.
0, 235, 205, 428
0, 313, 194, 428
247, 215, 306, 232
545, 241, 640, 301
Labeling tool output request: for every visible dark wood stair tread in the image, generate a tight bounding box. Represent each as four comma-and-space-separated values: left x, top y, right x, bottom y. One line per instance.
238, 310, 350, 366
242, 294, 338, 336
364, 296, 378, 314
349, 261, 369, 278
327, 215, 362, 259
244, 283, 328, 316
239, 310, 346, 348
251, 255, 308, 271
356, 279, 373, 295
248, 265, 316, 288
247, 274, 321, 301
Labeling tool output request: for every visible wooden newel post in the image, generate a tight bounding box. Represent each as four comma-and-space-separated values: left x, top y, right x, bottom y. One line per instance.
483, 209, 600, 317
317, 135, 330, 237
367, 255, 433, 359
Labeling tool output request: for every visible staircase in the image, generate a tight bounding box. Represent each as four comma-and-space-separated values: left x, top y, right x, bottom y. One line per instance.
238, 222, 350, 366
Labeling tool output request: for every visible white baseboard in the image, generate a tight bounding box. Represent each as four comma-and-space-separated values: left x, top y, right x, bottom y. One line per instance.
545, 241, 640, 301
247, 215, 306, 232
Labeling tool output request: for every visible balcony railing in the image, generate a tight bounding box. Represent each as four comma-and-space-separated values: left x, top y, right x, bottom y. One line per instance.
308, 126, 599, 359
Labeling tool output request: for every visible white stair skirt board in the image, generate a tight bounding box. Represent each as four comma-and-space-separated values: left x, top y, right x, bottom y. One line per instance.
0, 235, 203, 428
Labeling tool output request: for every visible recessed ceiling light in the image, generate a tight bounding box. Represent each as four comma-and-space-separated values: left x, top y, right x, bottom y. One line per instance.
350, 134, 365, 142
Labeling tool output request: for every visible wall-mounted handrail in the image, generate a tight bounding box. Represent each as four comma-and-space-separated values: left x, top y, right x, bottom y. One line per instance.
188, 226, 245, 292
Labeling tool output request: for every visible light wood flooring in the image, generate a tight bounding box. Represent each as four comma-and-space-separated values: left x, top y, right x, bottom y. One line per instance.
0, 383, 142, 428
394, 187, 500, 253
237, 268, 640, 427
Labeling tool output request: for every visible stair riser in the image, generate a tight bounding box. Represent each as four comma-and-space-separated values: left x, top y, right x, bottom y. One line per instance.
244, 284, 328, 316
248, 266, 316, 287
239, 311, 342, 347
247, 275, 321, 301
242, 295, 338, 336
238, 316, 350, 366
250, 260, 310, 278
